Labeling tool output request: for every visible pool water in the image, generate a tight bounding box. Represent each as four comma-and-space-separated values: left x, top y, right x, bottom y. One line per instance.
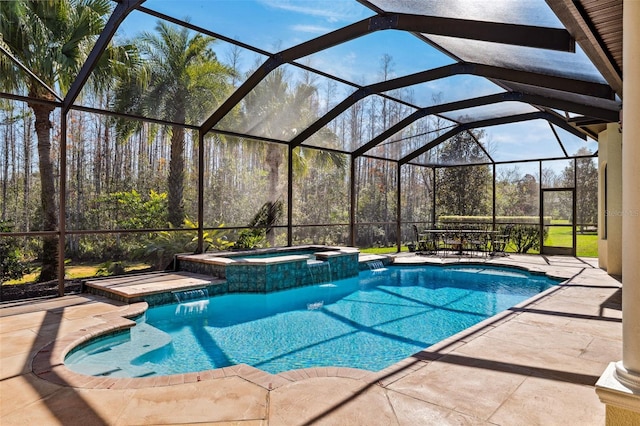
65, 265, 559, 377
230, 249, 318, 259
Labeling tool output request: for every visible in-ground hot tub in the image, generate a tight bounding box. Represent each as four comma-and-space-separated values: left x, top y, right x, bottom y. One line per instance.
176, 245, 360, 293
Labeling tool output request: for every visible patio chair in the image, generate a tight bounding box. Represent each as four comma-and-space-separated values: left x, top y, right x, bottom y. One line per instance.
442, 230, 463, 257
412, 225, 430, 253
466, 230, 490, 257
422, 230, 438, 254
491, 226, 512, 256
432, 232, 443, 253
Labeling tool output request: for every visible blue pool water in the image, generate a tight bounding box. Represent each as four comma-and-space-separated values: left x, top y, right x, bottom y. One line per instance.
229, 249, 318, 259
65, 265, 559, 377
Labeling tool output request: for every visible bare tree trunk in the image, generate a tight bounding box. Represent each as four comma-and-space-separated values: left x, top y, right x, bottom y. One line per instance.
103, 115, 110, 193
1, 111, 9, 221
73, 112, 85, 251
23, 109, 32, 232
168, 124, 185, 227
265, 143, 282, 246
94, 96, 104, 195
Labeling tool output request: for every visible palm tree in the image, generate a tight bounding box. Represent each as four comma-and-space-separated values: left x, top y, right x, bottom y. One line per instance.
240, 68, 345, 245
0, 0, 130, 281
113, 21, 234, 228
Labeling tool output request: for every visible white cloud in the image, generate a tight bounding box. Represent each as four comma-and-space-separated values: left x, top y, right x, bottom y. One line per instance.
291, 24, 333, 34
303, 50, 362, 82
256, 0, 366, 23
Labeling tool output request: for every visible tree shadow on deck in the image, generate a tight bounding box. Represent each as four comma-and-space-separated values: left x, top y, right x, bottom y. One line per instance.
1, 296, 114, 425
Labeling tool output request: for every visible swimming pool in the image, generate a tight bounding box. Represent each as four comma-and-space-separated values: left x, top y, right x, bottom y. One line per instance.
65, 265, 559, 377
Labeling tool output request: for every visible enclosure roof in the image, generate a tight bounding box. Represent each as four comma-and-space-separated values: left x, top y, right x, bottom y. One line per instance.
0, 0, 622, 166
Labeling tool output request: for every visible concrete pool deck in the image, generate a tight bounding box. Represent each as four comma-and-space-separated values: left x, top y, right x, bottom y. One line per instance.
0, 254, 622, 425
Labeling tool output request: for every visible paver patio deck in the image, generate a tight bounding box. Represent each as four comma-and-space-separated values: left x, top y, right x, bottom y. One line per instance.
0, 254, 622, 425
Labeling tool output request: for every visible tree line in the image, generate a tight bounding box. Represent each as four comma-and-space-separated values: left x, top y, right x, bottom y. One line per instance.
0, 0, 597, 284
0, 1, 430, 281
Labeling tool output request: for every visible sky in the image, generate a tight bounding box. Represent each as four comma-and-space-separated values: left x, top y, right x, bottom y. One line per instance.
112, 0, 600, 163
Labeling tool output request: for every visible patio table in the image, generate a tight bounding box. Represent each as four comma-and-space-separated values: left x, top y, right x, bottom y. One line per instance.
421, 229, 498, 255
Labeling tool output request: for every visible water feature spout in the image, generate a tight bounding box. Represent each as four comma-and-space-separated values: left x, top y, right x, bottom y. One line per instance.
307, 260, 332, 284
173, 288, 209, 316
367, 260, 387, 272
173, 288, 209, 303
175, 300, 209, 316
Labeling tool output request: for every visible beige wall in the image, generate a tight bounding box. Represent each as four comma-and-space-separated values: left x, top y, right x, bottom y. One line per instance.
598, 123, 622, 275
607, 405, 640, 426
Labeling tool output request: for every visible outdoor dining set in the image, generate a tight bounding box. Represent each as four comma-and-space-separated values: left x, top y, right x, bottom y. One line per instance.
412, 225, 511, 257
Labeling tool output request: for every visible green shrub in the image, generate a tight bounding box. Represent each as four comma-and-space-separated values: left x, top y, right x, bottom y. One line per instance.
95, 261, 126, 277
233, 201, 283, 250
0, 221, 29, 281
503, 224, 548, 254
141, 219, 232, 269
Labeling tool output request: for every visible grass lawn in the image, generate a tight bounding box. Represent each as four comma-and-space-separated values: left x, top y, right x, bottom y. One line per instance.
576, 233, 598, 257
544, 220, 598, 257
505, 225, 597, 257
4, 261, 151, 285
363, 230, 598, 258
360, 246, 401, 255
545, 226, 598, 257
544, 226, 573, 248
